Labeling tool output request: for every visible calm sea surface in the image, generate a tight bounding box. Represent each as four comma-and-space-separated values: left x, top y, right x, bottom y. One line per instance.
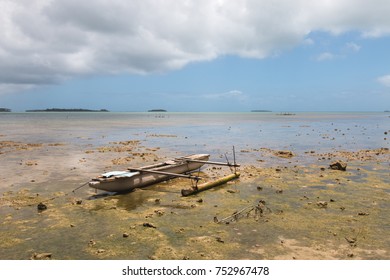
1, 112, 389, 157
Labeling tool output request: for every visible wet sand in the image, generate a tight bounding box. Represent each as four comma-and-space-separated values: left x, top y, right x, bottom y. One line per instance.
1, 131, 389, 260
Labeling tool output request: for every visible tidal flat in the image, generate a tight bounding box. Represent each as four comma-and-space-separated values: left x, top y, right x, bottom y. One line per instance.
0, 112, 389, 259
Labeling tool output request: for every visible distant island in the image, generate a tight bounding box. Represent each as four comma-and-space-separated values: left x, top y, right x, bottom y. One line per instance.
0, 108, 11, 112
251, 110, 272, 112
148, 109, 167, 112
26, 108, 109, 112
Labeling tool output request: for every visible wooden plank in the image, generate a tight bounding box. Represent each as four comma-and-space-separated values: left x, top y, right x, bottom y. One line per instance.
181, 172, 240, 196
181, 159, 240, 167
128, 167, 202, 180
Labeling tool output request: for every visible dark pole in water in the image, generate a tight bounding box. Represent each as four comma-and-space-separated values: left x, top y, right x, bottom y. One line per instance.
233, 145, 237, 173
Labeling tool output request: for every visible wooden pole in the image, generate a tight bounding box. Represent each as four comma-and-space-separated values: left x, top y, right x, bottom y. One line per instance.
181, 172, 240, 196
128, 167, 202, 180
182, 159, 240, 167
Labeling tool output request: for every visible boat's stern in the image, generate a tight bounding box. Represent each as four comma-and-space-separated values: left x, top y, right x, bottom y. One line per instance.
186, 153, 210, 161
200, 153, 210, 161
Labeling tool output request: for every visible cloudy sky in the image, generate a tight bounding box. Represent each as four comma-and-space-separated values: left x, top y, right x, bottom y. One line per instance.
1, 0, 390, 112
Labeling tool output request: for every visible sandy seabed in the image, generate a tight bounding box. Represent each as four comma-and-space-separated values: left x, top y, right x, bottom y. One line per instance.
1, 132, 389, 260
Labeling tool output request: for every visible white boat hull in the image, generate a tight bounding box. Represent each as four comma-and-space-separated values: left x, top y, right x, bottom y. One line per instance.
89, 154, 210, 192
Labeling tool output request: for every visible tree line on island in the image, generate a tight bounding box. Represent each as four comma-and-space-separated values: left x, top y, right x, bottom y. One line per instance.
2, 107, 389, 113
25, 108, 109, 112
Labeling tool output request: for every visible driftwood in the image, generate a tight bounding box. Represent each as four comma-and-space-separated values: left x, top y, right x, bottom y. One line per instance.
214, 200, 271, 224
181, 172, 240, 196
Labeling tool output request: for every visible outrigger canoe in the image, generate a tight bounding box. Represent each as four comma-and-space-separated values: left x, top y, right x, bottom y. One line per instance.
88, 154, 210, 192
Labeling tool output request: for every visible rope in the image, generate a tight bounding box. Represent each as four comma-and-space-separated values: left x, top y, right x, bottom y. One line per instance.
71, 181, 89, 193
28, 180, 90, 207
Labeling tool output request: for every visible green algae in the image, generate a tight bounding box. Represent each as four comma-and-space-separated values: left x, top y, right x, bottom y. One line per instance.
1, 151, 389, 260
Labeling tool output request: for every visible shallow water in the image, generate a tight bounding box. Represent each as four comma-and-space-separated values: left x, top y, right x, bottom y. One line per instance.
0, 112, 389, 259
1, 111, 388, 151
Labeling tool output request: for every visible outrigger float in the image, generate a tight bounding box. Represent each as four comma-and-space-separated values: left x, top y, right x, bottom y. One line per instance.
89, 150, 240, 195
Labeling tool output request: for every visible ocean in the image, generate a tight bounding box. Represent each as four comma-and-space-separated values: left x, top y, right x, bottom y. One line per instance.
1, 111, 388, 154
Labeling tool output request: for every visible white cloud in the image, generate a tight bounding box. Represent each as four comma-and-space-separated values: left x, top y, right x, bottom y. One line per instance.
316, 52, 335, 61
345, 42, 361, 52
315, 42, 360, 62
203, 90, 246, 100
2, 0, 390, 93
302, 38, 315, 46
377, 75, 390, 87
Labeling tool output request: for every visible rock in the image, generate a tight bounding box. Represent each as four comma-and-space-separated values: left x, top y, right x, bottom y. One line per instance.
316, 201, 328, 208
143, 222, 157, 228
329, 161, 347, 171
274, 150, 294, 158
31, 252, 52, 260
123, 232, 129, 238
215, 237, 225, 243
37, 202, 47, 211
154, 209, 164, 216
345, 237, 357, 247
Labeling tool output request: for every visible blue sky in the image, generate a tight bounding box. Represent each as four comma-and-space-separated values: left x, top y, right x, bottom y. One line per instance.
1, 1, 390, 112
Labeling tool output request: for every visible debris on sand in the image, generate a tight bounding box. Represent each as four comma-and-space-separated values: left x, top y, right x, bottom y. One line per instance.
329, 161, 347, 171
30, 252, 52, 260
214, 200, 271, 224
313, 148, 389, 162
143, 222, 157, 228
259, 148, 295, 158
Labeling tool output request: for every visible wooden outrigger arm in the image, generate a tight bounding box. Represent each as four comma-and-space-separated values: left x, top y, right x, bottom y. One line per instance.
179, 146, 240, 169
128, 167, 202, 181
181, 159, 240, 168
